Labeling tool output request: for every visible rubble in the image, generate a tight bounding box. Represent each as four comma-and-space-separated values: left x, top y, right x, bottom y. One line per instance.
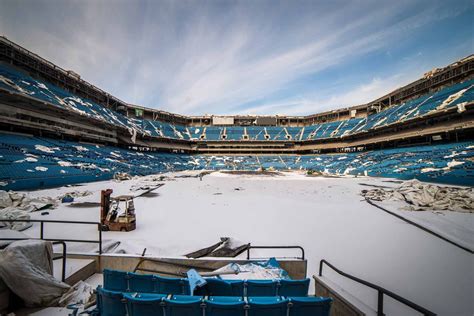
362, 179, 474, 213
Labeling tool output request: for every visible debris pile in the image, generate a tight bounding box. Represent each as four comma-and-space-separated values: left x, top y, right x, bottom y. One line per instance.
0, 190, 92, 230
362, 179, 474, 213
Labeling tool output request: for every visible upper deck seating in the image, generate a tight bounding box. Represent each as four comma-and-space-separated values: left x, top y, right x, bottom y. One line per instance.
225, 127, 245, 140
246, 127, 267, 140
1, 63, 473, 143
205, 127, 224, 140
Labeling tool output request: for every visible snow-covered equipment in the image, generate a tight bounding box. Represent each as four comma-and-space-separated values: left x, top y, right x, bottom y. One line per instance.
100, 189, 136, 232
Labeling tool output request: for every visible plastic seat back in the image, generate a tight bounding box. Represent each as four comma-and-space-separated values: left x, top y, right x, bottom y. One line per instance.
246, 280, 278, 296
124, 293, 165, 316
129, 273, 156, 293
278, 279, 310, 297
155, 275, 190, 295
289, 297, 332, 316
228, 280, 245, 297
98, 287, 126, 316
163, 296, 202, 316
205, 300, 246, 316
204, 278, 234, 296
248, 297, 289, 316
103, 269, 129, 291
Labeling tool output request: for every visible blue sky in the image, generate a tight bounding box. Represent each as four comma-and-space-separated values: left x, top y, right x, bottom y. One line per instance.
0, 0, 472, 115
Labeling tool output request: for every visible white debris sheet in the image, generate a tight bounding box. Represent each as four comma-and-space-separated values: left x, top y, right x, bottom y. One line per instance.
216, 258, 290, 280
0, 240, 94, 308
0, 190, 92, 231
362, 179, 474, 213
0, 240, 68, 306
362, 179, 474, 252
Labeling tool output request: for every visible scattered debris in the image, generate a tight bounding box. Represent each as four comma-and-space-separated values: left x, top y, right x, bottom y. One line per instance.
113, 172, 132, 181
185, 237, 250, 258
362, 179, 474, 213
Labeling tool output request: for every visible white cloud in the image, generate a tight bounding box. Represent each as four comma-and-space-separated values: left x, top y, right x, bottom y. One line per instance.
0, 0, 471, 115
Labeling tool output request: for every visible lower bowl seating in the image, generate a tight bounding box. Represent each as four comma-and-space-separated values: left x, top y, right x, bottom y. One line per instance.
97, 269, 332, 316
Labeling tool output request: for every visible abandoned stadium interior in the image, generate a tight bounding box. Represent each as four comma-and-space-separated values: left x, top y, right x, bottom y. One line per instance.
0, 34, 473, 316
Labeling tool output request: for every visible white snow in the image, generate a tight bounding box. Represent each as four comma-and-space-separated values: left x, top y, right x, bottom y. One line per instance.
20, 172, 473, 315
73, 146, 89, 152
35, 145, 57, 153
34, 166, 48, 172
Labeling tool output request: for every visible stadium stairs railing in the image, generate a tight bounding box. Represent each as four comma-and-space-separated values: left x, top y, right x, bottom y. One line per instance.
318, 259, 436, 316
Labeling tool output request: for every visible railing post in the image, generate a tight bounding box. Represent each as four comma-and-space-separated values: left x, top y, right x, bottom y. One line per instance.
319, 260, 324, 276
40, 221, 44, 239
98, 224, 102, 254
377, 290, 384, 316
61, 242, 67, 282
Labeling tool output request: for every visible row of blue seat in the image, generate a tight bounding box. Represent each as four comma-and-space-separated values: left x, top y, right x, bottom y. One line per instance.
97, 287, 332, 316
1, 132, 473, 190
104, 270, 310, 297
1, 62, 472, 143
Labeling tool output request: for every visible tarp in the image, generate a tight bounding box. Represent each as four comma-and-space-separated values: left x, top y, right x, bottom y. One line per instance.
0, 240, 69, 306
217, 258, 290, 280
0, 240, 95, 309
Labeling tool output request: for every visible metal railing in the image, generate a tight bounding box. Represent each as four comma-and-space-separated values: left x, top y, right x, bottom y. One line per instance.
0, 238, 67, 282
0, 219, 103, 254
318, 259, 436, 316
246, 245, 305, 260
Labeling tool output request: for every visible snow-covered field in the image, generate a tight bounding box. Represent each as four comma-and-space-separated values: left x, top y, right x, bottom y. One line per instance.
21, 171, 473, 316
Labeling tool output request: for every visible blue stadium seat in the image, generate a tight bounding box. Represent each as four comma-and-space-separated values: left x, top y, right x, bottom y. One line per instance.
247, 297, 289, 316
278, 279, 310, 297
124, 293, 166, 316
128, 273, 156, 293
97, 287, 127, 316
155, 275, 190, 295
246, 280, 278, 296
228, 280, 245, 297
103, 269, 129, 291
203, 278, 234, 296
204, 297, 246, 316
163, 296, 203, 316
288, 297, 332, 316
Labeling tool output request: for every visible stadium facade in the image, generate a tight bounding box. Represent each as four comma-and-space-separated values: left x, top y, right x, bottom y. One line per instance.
0, 36, 473, 190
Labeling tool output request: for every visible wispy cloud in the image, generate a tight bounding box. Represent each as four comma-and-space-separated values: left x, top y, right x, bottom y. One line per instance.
0, 0, 471, 115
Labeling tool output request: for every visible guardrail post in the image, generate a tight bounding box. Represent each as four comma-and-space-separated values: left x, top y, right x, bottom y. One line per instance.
377, 290, 384, 316
40, 221, 44, 239
98, 224, 102, 254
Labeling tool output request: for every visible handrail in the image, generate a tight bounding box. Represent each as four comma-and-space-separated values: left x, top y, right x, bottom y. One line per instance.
318, 259, 436, 316
52, 241, 67, 282
0, 219, 103, 254
246, 245, 305, 260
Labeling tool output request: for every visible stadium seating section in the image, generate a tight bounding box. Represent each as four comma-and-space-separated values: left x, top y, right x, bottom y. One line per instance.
96, 269, 331, 316
1, 62, 472, 142
1, 132, 473, 190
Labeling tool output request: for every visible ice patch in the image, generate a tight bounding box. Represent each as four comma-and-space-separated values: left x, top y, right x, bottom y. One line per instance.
35, 145, 56, 153
73, 146, 89, 152
35, 166, 48, 172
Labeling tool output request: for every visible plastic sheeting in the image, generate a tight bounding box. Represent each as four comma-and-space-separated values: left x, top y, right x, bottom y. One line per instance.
217, 258, 290, 280
362, 179, 474, 213
0, 240, 69, 307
